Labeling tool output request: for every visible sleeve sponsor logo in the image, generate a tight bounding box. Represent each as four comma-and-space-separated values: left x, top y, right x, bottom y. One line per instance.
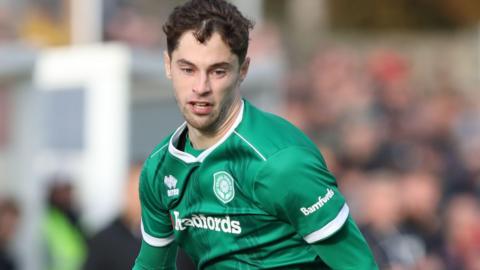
300, 189, 335, 216
173, 211, 241, 235
164, 175, 179, 197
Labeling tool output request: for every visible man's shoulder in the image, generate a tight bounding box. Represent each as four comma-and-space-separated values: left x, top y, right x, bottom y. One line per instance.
236, 100, 318, 159
140, 133, 175, 187
144, 134, 173, 165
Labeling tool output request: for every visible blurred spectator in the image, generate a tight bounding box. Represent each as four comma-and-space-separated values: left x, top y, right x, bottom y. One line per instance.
337, 118, 386, 171
20, 0, 70, 47
103, 1, 166, 48
400, 171, 445, 269
443, 194, 480, 270
0, 198, 19, 270
83, 164, 142, 270
283, 71, 313, 132
42, 177, 86, 270
400, 171, 443, 249
0, 90, 10, 148
359, 171, 425, 270
83, 163, 195, 270
453, 101, 480, 195
0, 5, 16, 43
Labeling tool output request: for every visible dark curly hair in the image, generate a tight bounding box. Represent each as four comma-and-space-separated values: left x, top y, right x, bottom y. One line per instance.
163, 0, 255, 64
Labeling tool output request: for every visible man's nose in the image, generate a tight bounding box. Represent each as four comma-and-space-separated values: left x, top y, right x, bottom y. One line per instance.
193, 72, 211, 95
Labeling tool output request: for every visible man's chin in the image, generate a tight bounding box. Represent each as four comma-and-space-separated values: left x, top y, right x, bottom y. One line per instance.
186, 117, 214, 132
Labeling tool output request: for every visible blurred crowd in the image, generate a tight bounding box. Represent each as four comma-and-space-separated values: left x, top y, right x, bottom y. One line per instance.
0, 198, 20, 270
282, 46, 480, 270
0, 165, 195, 270
0, 0, 167, 48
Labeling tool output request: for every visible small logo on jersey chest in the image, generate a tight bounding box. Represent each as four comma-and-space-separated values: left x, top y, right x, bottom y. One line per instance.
213, 171, 235, 204
164, 175, 179, 197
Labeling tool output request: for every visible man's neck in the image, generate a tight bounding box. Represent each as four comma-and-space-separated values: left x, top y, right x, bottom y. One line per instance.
188, 99, 242, 150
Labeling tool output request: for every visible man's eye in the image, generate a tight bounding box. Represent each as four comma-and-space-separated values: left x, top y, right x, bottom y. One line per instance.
181, 68, 194, 74
212, 69, 226, 77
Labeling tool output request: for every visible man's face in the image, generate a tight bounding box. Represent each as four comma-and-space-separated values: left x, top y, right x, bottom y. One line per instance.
164, 31, 249, 134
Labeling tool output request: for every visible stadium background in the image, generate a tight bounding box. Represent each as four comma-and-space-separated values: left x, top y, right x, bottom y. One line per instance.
0, 0, 479, 269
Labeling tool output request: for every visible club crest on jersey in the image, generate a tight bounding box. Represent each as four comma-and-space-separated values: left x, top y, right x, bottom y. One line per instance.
213, 171, 235, 204
164, 175, 179, 197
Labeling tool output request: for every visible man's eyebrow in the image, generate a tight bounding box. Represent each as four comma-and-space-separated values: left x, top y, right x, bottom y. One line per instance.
209, 62, 232, 69
176, 59, 232, 69
176, 59, 195, 66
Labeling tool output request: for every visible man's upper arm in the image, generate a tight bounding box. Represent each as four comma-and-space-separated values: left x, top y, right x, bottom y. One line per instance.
133, 161, 177, 269
139, 164, 175, 247
254, 146, 348, 241
254, 146, 377, 268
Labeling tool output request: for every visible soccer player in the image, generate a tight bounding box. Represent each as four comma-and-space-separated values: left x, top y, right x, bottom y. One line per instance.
133, 0, 378, 269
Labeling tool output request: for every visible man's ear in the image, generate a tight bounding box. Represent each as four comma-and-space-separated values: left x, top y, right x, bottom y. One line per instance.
239, 57, 250, 82
163, 51, 172, 79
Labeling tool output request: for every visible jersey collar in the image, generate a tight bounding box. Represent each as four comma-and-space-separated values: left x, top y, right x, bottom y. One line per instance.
168, 100, 244, 163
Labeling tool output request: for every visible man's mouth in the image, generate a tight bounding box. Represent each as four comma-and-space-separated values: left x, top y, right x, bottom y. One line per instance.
192, 102, 210, 107
189, 101, 213, 115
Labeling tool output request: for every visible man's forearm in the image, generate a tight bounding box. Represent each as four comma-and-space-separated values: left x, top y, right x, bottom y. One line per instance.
309, 217, 378, 270
132, 241, 178, 270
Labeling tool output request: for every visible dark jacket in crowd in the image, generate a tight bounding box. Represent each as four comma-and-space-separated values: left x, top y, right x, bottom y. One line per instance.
84, 218, 141, 270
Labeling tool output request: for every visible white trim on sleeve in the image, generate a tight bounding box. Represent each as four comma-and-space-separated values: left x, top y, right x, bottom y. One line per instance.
304, 203, 350, 243
141, 221, 175, 247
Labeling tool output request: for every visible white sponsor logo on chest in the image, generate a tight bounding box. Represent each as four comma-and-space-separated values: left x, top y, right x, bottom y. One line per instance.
173, 211, 242, 234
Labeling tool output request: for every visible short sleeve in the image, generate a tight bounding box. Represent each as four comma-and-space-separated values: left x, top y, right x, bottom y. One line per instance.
253, 146, 349, 243
139, 163, 175, 247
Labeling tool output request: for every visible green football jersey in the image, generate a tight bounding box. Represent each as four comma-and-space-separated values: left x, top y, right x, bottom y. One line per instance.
134, 100, 377, 270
